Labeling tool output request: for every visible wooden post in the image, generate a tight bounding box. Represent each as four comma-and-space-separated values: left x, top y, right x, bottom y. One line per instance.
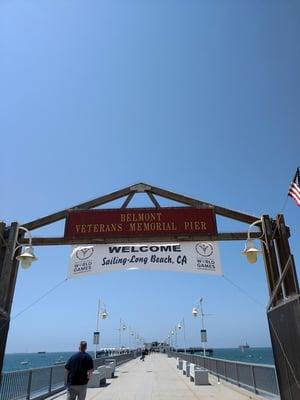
0, 223, 20, 380
261, 215, 283, 303
263, 215, 300, 400
274, 214, 299, 297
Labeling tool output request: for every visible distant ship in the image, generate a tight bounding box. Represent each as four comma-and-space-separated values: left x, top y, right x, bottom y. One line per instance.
38, 351, 46, 354
20, 361, 29, 365
239, 342, 250, 351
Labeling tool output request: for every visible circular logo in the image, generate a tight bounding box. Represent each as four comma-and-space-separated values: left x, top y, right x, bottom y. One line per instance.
195, 242, 213, 257
76, 247, 94, 260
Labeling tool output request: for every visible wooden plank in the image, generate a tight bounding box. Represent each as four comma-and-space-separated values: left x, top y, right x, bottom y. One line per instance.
275, 214, 299, 297
0, 223, 21, 311
146, 191, 161, 208
148, 184, 260, 224
18, 231, 262, 246
0, 223, 6, 272
22, 186, 133, 231
121, 193, 135, 209
261, 215, 282, 302
0, 223, 22, 377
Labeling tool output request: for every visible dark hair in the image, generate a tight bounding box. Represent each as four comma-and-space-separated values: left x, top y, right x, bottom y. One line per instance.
79, 341, 87, 351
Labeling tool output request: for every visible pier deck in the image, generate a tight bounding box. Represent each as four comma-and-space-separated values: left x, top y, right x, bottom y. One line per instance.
52, 353, 264, 400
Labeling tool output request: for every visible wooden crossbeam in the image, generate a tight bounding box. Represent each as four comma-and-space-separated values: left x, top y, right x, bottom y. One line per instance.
18, 231, 262, 246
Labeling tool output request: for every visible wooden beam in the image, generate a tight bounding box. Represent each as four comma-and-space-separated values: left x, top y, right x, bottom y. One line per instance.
0, 223, 21, 377
274, 214, 299, 297
21, 181, 260, 232
148, 184, 260, 224
146, 191, 161, 208
22, 186, 133, 231
19, 231, 262, 246
261, 215, 282, 301
121, 193, 135, 209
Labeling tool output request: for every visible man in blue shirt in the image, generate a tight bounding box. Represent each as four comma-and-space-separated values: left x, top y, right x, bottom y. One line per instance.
64, 341, 94, 400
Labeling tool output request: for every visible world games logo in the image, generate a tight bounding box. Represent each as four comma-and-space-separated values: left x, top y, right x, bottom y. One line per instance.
195, 242, 215, 271
75, 247, 94, 260
195, 242, 213, 257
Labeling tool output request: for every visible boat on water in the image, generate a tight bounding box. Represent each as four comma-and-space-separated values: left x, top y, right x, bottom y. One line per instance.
20, 361, 29, 365
37, 351, 46, 354
239, 342, 250, 351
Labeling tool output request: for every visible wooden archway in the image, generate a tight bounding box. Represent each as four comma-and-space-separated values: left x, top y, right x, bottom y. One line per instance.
0, 182, 299, 399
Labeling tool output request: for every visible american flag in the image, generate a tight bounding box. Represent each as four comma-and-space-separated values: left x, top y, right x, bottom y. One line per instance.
288, 168, 300, 206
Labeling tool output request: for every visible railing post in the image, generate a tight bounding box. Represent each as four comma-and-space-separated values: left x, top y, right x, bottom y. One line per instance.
236, 363, 240, 387
250, 365, 258, 394
26, 370, 32, 400
48, 367, 53, 394
216, 360, 219, 381
224, 361, 228, 381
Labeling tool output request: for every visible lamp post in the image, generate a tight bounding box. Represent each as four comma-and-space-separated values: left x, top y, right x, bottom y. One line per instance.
94, 299, 108, 359
119, 319, 126, 352
129, 329, 134, 350
192, 298, 207, 357
128, 326, 132, 349
177, 318, 187, 353
171, 330, 174, 350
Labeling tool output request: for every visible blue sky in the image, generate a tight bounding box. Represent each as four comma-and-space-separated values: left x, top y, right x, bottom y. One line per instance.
1, 0, 300, 353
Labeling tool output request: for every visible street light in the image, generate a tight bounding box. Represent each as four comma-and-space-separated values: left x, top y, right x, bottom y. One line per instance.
242, 219, 263, 264
14, 226, 38, 269
129, 329, 134, 349
119, 319, 126, 352
94, 299, 108, 359
192, 298, 207, 357
177, 318, 187, 353
171, 330, 175, 350
174, 326, 178, 348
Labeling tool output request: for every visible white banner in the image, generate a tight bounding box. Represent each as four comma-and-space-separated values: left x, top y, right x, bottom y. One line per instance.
68, 242, 222, 278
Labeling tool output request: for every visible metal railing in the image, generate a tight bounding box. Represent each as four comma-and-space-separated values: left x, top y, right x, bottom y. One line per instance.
0, 352, 137, 400
170, 351, 279, 399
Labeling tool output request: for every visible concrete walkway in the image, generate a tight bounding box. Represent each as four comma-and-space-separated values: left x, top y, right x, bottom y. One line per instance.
54, 353, 264, 400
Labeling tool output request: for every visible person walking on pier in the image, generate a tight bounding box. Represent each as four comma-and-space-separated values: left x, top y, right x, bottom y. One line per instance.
64, 340, 94, 400
140, 348, 146, 361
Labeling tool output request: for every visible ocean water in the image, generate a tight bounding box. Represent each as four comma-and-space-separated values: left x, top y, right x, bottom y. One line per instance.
3, 347, 274, 372
3, 352, 87, 372
197, 347, 274, 365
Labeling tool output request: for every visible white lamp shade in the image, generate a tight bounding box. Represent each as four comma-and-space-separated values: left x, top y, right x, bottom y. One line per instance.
242, 239, 262, 264
192, 307, 198, 317
16, 246, 38, 269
